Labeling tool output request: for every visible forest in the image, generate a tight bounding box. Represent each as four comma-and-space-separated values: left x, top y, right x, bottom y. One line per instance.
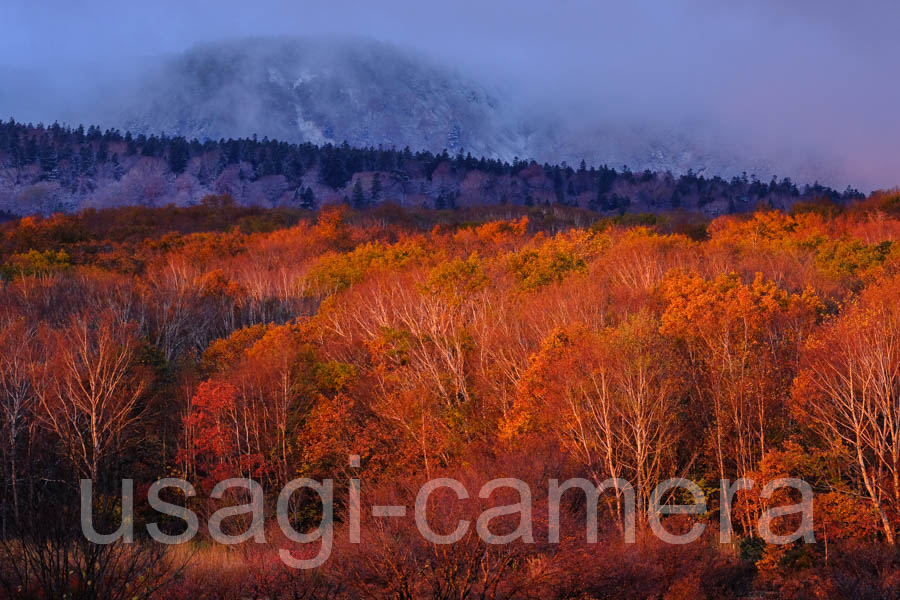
1, 188, 900, 599
0, 119, 863, 218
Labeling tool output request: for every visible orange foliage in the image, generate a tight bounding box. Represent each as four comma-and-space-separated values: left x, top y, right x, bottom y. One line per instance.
5, 201, 900, 596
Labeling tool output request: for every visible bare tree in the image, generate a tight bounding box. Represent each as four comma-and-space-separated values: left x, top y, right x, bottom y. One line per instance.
0, 318, 36, 530
34, 311, 149, 483
796, 277, 900, 546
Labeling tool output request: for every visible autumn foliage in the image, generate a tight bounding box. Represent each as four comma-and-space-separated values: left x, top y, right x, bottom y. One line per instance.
2, 198, 900, 598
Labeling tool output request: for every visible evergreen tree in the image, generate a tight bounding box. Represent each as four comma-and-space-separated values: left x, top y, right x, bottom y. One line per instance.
298, 187, 316, 210
320, 150, 350, 189
110, 153, 123, 179
141, 135, 160, 157
670, 189, 682, 209
78, 146, 94, 177
168, 137, 190, 174
96, 139, 108, 162
124, 132, 136, 156
39, 144, 59, 180
371, 172, 382, 204
24, 137, 38, 164
351, 179, 367, 209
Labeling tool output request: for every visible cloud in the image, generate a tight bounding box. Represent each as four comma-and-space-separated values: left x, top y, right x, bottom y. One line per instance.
1, 0, 898, 190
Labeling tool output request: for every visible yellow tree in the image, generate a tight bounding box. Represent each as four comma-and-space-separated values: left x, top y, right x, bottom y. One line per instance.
660, 272, 819, 484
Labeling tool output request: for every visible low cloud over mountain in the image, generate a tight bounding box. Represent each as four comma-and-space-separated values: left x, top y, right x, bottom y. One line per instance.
1, 36, 868, 190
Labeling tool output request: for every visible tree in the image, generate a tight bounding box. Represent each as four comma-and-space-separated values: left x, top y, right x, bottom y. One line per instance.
180, 380, 248, 493
299, 186, 316, 210
320, 150, 349, 189
794, 276, 900, 545
168, 137, 190, 174
0, 319, 36, 528
510, 313, 682, 522
39, 144, 59, 180
234, 323, 314, 484
34, 312, 149, 483
371, 172, 382, 204
351, 179, 367, 209
661, 272, 818, 487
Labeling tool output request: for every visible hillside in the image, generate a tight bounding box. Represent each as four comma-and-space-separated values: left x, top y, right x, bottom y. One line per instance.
0, 119, 860, 217
2, 194, 900, 597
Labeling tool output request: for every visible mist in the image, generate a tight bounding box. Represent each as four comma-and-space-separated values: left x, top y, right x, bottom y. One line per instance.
2, 0, 898, 191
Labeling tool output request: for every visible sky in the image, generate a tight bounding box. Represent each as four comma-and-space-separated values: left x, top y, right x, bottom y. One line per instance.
1, 0, 899, 190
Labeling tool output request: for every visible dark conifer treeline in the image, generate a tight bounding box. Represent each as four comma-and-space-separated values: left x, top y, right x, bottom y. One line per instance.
0, 119, 863, 217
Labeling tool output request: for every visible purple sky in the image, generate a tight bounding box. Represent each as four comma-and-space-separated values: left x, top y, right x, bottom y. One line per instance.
2, 0, 898, 190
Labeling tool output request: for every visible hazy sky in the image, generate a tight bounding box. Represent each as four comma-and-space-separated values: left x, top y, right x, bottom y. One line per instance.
2, 0, 899, 190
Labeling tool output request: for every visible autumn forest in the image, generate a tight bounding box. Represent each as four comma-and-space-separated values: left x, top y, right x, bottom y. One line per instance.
0, 183, 898, 598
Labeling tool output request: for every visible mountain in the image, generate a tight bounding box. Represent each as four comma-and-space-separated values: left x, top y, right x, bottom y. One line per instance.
104, 37, 805, 184
114, 37, 528, 162
0, 36, 852, 189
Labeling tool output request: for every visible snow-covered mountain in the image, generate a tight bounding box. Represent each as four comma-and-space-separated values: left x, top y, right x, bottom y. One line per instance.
115, 37, 529, 161
3, 36, 844, 186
